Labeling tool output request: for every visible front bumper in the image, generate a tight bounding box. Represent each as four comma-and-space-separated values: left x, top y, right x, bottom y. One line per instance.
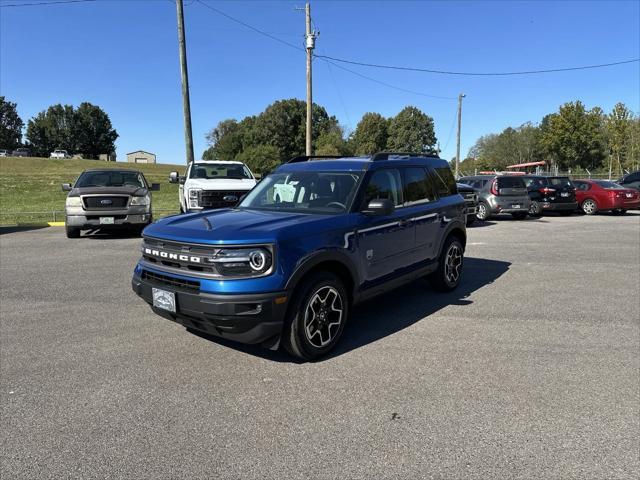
131, 270, 288, 346
66, 206, 150, 228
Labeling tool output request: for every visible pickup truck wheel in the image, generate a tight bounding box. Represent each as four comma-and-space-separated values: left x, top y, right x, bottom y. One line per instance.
65, 226, 81, 238
429, 236, 464, 292
282, 272, 348, 361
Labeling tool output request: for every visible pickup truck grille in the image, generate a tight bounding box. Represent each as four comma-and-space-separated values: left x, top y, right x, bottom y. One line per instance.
83, 195, 129, 210
200, 190, 247, 209
462, 192, 477, 205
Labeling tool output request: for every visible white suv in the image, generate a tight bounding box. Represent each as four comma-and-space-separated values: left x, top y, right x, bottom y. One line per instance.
169, 160, 257, 213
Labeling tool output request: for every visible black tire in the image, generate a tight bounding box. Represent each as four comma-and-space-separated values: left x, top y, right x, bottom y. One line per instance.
281, 272, 349, 361
466, 215, 476, 226
65, 226, 80, 238
476, 201, 490, 221
529, 200, 542, 217
428, 235, 464, 293
512, 212, 528, 220
582, 199, 597, 215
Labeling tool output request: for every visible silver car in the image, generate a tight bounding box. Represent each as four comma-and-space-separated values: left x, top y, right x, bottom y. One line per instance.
459, 175, 531, 220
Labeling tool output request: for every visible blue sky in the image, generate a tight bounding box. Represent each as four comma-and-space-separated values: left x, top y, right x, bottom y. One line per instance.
1, 0, 639, 164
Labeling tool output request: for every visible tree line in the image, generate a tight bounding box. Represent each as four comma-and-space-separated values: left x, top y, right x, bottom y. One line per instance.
0, 96, 118, 159
202, 99, 437, 173
462, 101, 639, 175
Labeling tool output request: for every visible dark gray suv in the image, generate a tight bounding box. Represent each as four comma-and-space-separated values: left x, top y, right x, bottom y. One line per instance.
459, 175, 531, 220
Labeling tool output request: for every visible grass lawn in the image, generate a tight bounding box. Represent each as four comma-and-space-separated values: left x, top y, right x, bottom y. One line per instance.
0, 157, 186, 224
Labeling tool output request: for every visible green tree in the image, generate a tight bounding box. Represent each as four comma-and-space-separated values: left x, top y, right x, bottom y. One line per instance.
387, 106, 437, 153
74, 102, 118, 159
235, 144, 281, 175
316, 125, 351, 156
605, 102, 632, 176
0, 96, 24, 150
203, 119, 243, 160
351, 112, 388, 155
540, 101, 606, 170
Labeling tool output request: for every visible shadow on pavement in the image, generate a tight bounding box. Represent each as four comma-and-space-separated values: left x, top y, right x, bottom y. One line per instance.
83, 228, 143, 240
0, 225, 49, 235
187, 256, 511, 363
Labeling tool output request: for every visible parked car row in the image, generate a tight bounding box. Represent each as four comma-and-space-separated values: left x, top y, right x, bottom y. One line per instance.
0, 148, 73, 158
458, 173, 640, 221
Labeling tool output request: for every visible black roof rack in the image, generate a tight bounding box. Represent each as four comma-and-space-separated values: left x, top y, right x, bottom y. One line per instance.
370, 151, 440, 161
287, 155, 349, 163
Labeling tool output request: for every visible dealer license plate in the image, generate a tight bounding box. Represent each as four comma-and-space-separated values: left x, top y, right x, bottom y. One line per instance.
99, 217, 115, 225
152, 288, 176, 313
511, 204, 521, 209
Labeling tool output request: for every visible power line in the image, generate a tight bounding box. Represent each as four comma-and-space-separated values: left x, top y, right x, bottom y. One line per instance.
194, 0, 302, 53
314, 54, 640, 77
0, 0, 96, 7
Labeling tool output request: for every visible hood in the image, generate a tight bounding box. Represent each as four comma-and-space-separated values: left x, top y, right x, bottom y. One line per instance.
144, 208, 350, 245
184, 178, 256, 191
69, 185, 148, 197
456, 182, 475, 192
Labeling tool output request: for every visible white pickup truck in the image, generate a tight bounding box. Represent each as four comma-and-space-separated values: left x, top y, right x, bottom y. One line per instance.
169, 160, 257, 213
50, 149, 71, 159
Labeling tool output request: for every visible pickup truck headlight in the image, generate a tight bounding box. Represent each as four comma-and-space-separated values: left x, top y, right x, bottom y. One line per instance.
213, 247, 273, 277
130, 194, 150, 206
65, 196, 82, 207
189, 189, 202, 209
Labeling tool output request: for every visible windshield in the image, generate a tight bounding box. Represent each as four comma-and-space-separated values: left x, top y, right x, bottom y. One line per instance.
594, 180, 623, 189
239, 171, 361, 214
75, 171, 146, 188
189, 163, 252, 180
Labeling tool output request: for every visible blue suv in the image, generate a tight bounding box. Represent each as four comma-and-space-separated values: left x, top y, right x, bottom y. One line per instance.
131, 152, 466, 360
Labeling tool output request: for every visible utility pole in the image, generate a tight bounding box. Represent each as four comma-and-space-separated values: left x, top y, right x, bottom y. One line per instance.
455, 93, 465, 179
176, 0, 194, 164
304, 2, 316, 156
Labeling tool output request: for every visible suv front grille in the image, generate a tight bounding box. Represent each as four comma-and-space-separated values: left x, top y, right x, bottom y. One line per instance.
142, 237, 220, 274
141, 270, 200, 291
200, 190, 246, 209
83, 195, 129, 210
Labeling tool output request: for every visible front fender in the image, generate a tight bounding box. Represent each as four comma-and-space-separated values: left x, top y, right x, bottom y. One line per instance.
284, 249, 359, 297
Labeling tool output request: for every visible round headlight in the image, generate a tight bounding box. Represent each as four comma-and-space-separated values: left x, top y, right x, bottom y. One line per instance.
249, 250, 267, 271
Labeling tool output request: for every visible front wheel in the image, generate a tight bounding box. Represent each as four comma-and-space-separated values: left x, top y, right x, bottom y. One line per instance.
65, 226, 81, 238
582, 199, 597, 215
281, 272, 348, 361
429, 236, 464, 292
476, 201, 490, 221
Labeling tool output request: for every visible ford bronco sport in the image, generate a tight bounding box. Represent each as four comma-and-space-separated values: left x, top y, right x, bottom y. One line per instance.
132, 152, 467, 360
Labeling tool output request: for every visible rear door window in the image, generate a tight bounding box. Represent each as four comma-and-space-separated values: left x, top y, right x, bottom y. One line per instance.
549, 177, 573, 188
432, 167, 457, 196
403, 168, 435, 205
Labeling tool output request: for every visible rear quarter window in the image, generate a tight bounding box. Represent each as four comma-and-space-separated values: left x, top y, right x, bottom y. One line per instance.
433, 167, 457, 196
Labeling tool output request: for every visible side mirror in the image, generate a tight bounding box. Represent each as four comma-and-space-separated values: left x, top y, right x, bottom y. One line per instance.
62, 183, 72, 192
150, 183, 160, 191
169, 171, 179, 184
363, 198, 395, 216
179, 176, 185, 185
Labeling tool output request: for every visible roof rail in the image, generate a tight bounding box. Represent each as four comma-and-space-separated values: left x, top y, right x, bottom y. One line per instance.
370, 151, 439, 161
287, 155, 347, 163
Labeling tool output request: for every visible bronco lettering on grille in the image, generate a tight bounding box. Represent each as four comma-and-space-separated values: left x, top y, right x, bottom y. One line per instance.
144, 248, 202, 263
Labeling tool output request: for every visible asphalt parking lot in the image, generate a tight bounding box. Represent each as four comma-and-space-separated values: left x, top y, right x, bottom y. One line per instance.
1, 213, 639, 479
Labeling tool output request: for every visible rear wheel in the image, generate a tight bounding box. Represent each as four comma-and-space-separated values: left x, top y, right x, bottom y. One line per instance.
582, 199, 597, 215
429, 235, 464, 292
476, 201, 490, 221
529, 200, 542, 217
512, 212, 528, 220
65, 226, 80, 238
281, 272, 348, 361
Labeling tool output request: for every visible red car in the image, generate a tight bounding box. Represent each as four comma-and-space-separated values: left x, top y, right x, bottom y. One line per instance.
572, 179, 640, 215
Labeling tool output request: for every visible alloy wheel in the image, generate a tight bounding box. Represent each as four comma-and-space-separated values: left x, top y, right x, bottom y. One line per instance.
582, 199, 596, 215
477, 203, 488, 220
303, 286, 343, 348
444, 243, 463, 285
529, 201, 541, 216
